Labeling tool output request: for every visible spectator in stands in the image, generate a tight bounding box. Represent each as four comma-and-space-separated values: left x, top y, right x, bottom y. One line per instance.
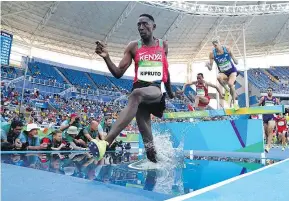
18, 113, 26, 124
60, 113, 82, 133
99, 116, 113, 135
18, 123, 48, 150
41, 130, 72, 151
65, 126, 87, 150
1, 119, 24, 151
77, 121, 105, 145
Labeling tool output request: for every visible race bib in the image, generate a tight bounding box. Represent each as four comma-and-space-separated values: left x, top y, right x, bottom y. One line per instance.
196, 88, 205, 96
138, 61, 163, 82
265, 102, 275, 106
278, 121, 285, 126
218, 60, 232, 72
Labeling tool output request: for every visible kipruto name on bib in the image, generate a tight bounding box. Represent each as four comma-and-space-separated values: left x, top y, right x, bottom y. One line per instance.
140, 71, 162, 76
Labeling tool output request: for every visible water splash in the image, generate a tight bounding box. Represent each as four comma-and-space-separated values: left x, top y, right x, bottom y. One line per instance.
132, 124, 196, 195
137, 128, 186, 170
145, 132, 185, 195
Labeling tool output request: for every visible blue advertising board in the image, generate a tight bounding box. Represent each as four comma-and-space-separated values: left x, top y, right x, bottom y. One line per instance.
1, 31, 13, 66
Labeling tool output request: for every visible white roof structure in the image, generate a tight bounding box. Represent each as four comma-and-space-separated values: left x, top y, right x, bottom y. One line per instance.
1, 1, 289, 64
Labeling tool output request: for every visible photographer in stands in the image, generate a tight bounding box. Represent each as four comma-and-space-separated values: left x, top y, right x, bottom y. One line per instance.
1, 119, 24, 150
41, 130, 72, 151
98, 116, 113, 136
76, 121, 105, 145
98, 116, 128, 151
65, 126, 87, 150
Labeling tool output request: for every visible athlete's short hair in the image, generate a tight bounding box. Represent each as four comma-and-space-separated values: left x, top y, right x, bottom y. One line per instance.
212, 36, 220, 44
197, 73, 204, 78
139, 14, 155, 22
267, 87, 273, 91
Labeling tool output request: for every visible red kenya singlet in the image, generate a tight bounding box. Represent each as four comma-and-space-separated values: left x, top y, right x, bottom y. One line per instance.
276, 117, 287, 132
134, 39, 169, 83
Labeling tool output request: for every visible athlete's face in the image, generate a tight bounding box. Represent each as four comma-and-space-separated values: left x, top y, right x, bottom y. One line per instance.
197, 75, 204, 83
267, 88, 273, 96
212, 42, 221, 50
137, 17, 155, 39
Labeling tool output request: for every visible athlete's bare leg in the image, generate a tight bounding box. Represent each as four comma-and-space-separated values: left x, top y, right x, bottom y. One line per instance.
280, 131, 286, 150
264, 123, 268, 143
194, 96, 209, 110
105, 86, 162, 145
136, 107, 157, 162
217, 73, 230, 92
228, 72, 237, 104
265, 120, 276, 152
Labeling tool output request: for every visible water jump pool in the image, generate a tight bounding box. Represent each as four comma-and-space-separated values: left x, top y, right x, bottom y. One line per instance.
1, 149, 288, 201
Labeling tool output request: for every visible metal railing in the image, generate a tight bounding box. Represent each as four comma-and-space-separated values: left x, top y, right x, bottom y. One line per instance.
1, 72, 17, 79
28, 77, 70, 89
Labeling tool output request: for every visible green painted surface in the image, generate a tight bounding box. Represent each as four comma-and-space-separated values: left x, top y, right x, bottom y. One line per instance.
235, 142, 264, 153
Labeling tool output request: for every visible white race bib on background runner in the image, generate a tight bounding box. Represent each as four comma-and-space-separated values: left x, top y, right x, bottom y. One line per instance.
196, 88, 205, 96
138, 61, 163, 82
278, 121, 285, 126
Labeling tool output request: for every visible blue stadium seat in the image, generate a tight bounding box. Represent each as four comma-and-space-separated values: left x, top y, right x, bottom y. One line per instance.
1, 66, 19, 79
89, 73, 112, 89
57, 67, 95, 89
107, 76, 133, 91
247, 69, 279, 93
28, 61, 65, 83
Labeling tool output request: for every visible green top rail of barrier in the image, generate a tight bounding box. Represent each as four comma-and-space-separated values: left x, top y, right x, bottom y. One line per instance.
163, 105, 285, 119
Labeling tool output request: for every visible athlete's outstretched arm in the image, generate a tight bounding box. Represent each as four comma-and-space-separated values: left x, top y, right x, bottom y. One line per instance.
181, 81, 197, 92
227, 46, 238, 65
258, 97, 265, 106
95, 41, 133, 78
163, 41, 174, 98
205, 52, 214, 71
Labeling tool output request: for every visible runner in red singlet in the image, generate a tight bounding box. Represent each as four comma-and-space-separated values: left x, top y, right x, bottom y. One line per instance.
275, 113, 288, 151
178, 73, 224, 110
91, 14, 175, 163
